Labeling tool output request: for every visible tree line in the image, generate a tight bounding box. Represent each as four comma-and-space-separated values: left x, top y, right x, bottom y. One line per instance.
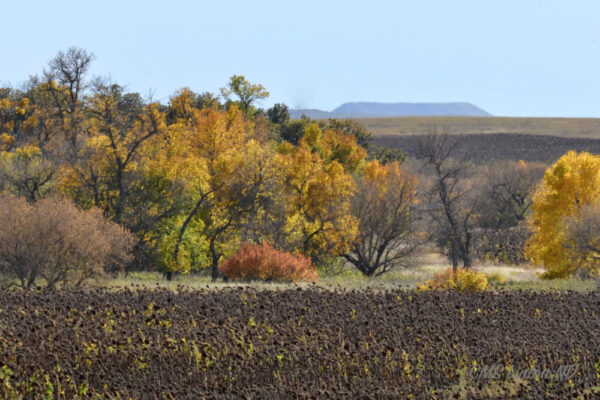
1, 47, 597, 288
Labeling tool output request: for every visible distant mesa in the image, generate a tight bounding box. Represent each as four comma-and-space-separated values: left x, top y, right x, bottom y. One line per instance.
289, 102, 491, 119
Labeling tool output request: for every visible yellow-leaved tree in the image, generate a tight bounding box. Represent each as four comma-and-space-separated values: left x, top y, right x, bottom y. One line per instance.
526, 151, 600, 278
156, 93, 281, 280
0, 91, 29, 151
278, 124, 360, 259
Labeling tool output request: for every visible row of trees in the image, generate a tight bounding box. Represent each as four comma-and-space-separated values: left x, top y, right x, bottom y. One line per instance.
414, 134, 546, 270
1, 47, 599, 287
0, 47, 414, 287
414, 135, 600, 280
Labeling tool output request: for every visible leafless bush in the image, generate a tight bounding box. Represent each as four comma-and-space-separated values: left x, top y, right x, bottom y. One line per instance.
0, 195, 135, 289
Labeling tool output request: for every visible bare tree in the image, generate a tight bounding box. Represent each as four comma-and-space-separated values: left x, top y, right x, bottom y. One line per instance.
44, 47, 94, 113
468, 160, 546, 265
344, 162, 420, 276
474, 160, 546, 230
416, 133, 475, 270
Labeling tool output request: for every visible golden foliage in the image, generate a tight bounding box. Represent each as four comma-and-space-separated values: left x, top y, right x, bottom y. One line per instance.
525, 151, 600, 278
279, 143, 359, 257
417, 268, 488, 291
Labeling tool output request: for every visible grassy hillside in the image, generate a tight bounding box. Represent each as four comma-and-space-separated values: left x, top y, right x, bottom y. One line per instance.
357, 116, 600, 138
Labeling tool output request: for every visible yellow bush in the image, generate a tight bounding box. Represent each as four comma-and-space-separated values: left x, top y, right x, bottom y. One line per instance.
416, 268, 488, 292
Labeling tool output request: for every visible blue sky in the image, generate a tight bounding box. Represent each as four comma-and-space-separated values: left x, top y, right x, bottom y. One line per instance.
2, 0, 599, 117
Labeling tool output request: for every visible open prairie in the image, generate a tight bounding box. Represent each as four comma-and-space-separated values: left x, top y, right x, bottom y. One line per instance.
357, 116, 600, 138
374, 133, 600, 163
355, 116, 600, 163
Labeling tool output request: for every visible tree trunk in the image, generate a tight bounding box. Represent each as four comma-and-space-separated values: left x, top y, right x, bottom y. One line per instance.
461, 223, 472, 268
209, 237, 220, 282
173, 198, 205, 266
450, 245, 459, 272
115, 165, 125, 223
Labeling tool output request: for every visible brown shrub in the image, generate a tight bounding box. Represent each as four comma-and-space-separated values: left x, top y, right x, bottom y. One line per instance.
0, 195, 135, 289
220, 242, 318, 283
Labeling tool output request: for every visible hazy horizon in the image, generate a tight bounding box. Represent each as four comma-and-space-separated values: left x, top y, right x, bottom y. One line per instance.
3, 0, 599, 118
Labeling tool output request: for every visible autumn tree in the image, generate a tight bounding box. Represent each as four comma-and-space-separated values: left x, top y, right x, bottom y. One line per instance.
166, 88, 221, 123
57, 82, 187, 274
2, 48, 96, 207
320, 119, 407, 165
0, 93, 57, 201
526, 151, 600, 278
0, 89, 29, 150
277, 124, 360, 259
220, 75, 269, 115
167, 103, 247, 278
203, 140, 282, 280
19, 81, 66, 153
61, 82, 167, 222
297, 122, 367, 173
323, 119, 373, 149
155, 92, 282, 280
344, 160, 420, 276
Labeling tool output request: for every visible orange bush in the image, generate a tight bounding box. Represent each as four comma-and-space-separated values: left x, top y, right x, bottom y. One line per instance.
220, 242, 318, 283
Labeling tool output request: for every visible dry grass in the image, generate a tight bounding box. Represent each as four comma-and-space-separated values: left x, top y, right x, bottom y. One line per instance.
356, 116, 600, 138
92, 252, 597, 292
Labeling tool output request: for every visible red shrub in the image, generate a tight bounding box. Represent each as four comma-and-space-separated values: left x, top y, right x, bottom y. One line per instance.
220, 242, 318, 283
